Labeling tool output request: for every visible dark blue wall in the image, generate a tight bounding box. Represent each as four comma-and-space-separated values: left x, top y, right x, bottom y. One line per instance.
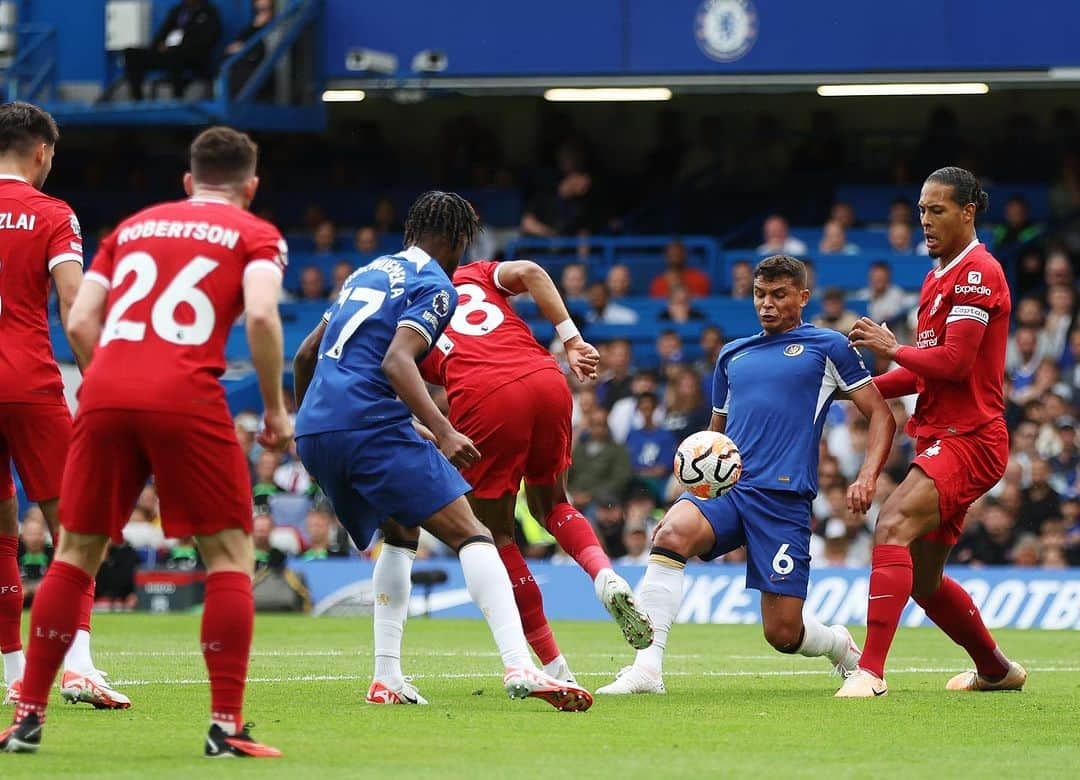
322, 0, 1080, 79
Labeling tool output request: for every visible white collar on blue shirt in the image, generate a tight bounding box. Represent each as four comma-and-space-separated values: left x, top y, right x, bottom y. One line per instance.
398, 244, 432, 270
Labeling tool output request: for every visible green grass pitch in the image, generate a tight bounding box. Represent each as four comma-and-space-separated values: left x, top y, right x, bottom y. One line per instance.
2, 614, 1077, 779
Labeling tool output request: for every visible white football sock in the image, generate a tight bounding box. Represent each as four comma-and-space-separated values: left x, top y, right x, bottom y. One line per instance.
3, 650, 24, 685
633, 556, 686, 675
459, 541, 532, 670
63, 629, 95, 675
795, 614, 839, 659
372, 543, 416, 687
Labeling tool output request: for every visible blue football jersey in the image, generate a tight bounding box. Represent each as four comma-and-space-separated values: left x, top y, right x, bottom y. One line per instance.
295, 246, 457, 435
711, 323, 871, 498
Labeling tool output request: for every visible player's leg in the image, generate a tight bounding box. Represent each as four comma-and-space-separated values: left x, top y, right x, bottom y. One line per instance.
0, 481, 24, 695
421, 497, 592, 711
521, 369, 652, 649
366, 519, 425, 704
760, 594, 860, 673
470, 492, 569, 678
836, 466, 939, 697
910, 538, 1024, 691
150, 410, 279, 757
598, 497, 728, 695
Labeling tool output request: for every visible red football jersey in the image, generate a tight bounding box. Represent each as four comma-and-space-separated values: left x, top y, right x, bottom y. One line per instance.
906, 240, 1010, 439
419, 260, 560, 409
0, 176, 83, 405
78, 197, 286, 420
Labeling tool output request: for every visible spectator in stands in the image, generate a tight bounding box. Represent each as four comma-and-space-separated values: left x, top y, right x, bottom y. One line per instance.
253, 450, 282, 500
617, 519, 650, 565
1011, 534, 1042, 567
1043, 284, 1076, 361
830, 201, 859, 229
124, 0, 222, 100
663, 366, 710, 444
606, 264, 633, 299
300, 508, 350, 560
373, 197, 401, 234
625, 392, 677, 501
655, 330, 685, 373
1017, 459, 1061, 535
122, 503, 166, 551
299, 265, 327, 301
274, 442, 315, 496
886, 221, 918, 254
659, 286, 706, 323
1049, 418, 1079, 493
353, 226, 378, 255
224, 0, 275, 99
592, 493, 629, 559
572, 386, 598, 442
521, 139, 607, 237
586, 281, 637, 325
812, 287, 859, 334
1039, 250, 1075, 299
649, 240, 710, 298
756, 214, 807, 256
312, 219, 336, 256
253, 514, 284, 571
164, 537, 201, 570
857, 261, 909, 325
695, 326, 724, 376
597, 339, 634, 410
567, 408, 633, 507
991, 196, 1046, 270
952, 499, 1014, 565
96, 541, 140, 610
608, 370, 662, 444
730, 260, 753, 298
18, 510, 52, 607
560, 263, 588, 304
818, 219, 859, 255
329, 259, 353, 300
1041, 518, 1069, 569
464, 208, 498, 264
888, 198, 914, 227
1007, 326, 1044, 395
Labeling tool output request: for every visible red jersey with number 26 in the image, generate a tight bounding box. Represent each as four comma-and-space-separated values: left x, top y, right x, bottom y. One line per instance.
78, 197, 286, 420
419, 260, 560, 409
0, 176, 84, 405
905, 240, 1010, 439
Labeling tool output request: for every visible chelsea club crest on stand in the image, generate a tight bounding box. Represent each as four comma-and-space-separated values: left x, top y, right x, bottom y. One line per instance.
695, 0, 758, 63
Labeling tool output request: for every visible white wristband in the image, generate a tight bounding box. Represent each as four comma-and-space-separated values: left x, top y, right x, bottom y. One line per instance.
555, 318, 581, 344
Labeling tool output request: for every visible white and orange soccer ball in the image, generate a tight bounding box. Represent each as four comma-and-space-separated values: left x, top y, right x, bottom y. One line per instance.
673, 431, 742, 499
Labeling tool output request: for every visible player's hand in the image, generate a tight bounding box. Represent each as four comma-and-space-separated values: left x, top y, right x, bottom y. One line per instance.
846, 472, 876, 515
848, 318, 898, 359
258, 407, 293, 452
439, 428, 481, 471
565, 336, 600, 383
412, 419, 438, 444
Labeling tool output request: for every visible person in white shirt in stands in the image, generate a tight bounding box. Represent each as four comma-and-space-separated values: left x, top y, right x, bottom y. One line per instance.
818, 220, 860, 255
756, 214, 807, 256
585, 281, 638, 325
856, 261, 911, 325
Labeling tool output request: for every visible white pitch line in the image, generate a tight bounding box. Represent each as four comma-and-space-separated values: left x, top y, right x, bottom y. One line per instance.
108, 666, 1080, 687
98, 650, 705, 660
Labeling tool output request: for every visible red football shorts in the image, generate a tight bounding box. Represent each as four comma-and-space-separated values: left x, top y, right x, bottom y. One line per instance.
451, 367, 573, 499
911, 418, 1009, 546
61, 408, 253, 542
0, 402, 72, 502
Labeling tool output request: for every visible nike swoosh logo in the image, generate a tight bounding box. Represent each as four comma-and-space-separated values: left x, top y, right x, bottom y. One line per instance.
206, 737, 220, 754
868, 595, 892, 600
873, 688, 887, 696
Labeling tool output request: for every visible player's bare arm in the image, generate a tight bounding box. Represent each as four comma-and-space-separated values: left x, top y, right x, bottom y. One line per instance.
708, 411, 726, 434
51, 260, 84, 369
382, 325, 480, 470
495, 260, 599, 382
840, 382, 896, 514
244, 264, 291, 451
293, 319, 327, 407
851, 315, 988, 381
64, 277, 108, 368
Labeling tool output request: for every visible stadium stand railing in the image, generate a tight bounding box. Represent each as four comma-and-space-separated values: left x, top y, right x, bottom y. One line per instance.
1, 23, 57, 102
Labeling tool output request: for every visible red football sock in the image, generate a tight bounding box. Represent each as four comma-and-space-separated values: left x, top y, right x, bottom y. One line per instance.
202, 571, 253, 731
859, 544, 913, 679
21, 561, 91, 711
0, 536, 23, 654
498, 544, 560, 664
544, 502, 611, 581
77, 580, 95, 634
914, 576, 1010, 679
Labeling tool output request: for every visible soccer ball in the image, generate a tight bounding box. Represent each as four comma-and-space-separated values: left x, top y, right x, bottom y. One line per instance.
673, 431, 742, 499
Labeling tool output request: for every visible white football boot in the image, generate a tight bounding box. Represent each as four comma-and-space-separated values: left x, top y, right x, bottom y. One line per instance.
595, 568, 653, 650
503, 667, 593, 711
834, 668, 888, 698
366, 677, 428, 705
827, 624, 862, 677
596, 665, 666, 695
